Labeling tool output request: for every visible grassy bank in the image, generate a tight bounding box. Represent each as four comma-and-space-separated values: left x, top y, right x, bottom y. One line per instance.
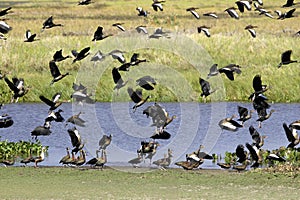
0, 167, 299, 199
0, 0, 299, 103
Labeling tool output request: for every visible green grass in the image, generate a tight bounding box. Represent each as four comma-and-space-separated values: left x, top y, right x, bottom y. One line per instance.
0, 0, 299, 103
0, 167, 299, 199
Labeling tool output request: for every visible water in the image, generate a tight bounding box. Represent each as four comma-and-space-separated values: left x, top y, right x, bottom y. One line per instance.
0, 102, 298, 169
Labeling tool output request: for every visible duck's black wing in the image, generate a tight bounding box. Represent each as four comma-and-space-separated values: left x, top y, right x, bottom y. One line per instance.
39, 95, 55, 107
4, 77, 18, 92
49, 61, 61, 78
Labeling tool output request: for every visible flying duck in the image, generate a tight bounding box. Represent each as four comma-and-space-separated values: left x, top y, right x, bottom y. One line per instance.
224, 7, 239, 19
218, 64, 241, 81
245, 25, 258, 38
235, 0, 251, 13
207, 64, 219, 78
136, 76, 156, 90
53, 49, 70, 62
199, 77, 215, 102
49, 61, 69, 85
112, 67, 128, 94
66, 112, 86, 127
283, 123, 299, 148
186, 7, 200, 19
0, 7, 12, 17
0, 20, 12, 34
127, 87, 150, 112
71, 46, 90, 63
197, 26, 211, 37
39, 92, 62, 111
278, 50, 297, 68
24, 30, 37, 42
42, 16, 62, 30
92, 26, 112, 41
68, 127, 85, 154
218, 115, 243, 132
136, 7, 149, 17
237, 106, 253, 125
4, 77, 30, 103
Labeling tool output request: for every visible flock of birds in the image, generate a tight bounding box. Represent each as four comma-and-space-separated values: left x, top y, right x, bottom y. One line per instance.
0, 0, 299, 170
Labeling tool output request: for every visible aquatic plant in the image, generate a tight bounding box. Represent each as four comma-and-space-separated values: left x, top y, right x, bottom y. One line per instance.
0, 139, 48, 160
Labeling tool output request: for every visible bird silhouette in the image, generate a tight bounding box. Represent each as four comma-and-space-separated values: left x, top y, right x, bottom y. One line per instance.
92, 26, 112, 41
278, 50, 297, 68
42, 16, 62, 30
49, 61, 69, 85
71, 46, 90, 63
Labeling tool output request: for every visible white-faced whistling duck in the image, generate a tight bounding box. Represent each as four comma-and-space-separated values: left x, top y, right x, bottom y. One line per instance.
0, 20, 12, 34
219, 115, 243, 132
71, 83, 94, 104
232, 162, 247, 172
137, 141, 159, 163
42, 16, 63, 30
236, 144, 247, 163
32, 146, 47, 168
4, 77, 30, 103
235, 0, 252, 13
24, 30, 37, 42
59, 147, 70, 165
47, 109, 64, 122
197, 26, 211, 37
136, 7, 149, 17
0, 33, 7, 40
203, 12, 218, 19
218, 64, 241, 81
99, 134, 112, 150
283, 0, 295, 7
49, 61, 69, 85
199, 77, 215, 102
283, 123, 300, 148
225, 7, 239, 19
128, 152, 143, 167
66, 112, 86, 127
78, 0, 92, 5
109, 49, 126, 63
0, 7, 12, 17
249, 125, 267, 148
251, 74, 268, 97
20, 149, 34, 166
217, 162, 232, 169
245, 142, 260, 168
117, 62, 132, 72
152, 149, 172, 170
186, 7, 200, 19
256, 109, 275, 128
275, 8, 296, 20
74, 150, 86, 166
127, 87, 150, 112
152, 0, 164, 12
92, 26, 112, 41
31, 116, 54, 140
245, 25, 257, 38
278, 50, 297, 68
130, 53, 147, 66
175, 159, 203, 170
86, 149, 107, 169
256, 9, 274, 18
1, 157, 15, 167
237, 106, 254, 125
113, 23, 125, 32
136, 76, 156, 90
195, 145, 213, 160
39, 92, 62, 111
136, 25, 148, 34
112, 67, 128, 94
67, 127, 85, 154
91, 50, 106, 62
71, 46, 90, 63
207, 64, 219, 79
53, 49, 70, 62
